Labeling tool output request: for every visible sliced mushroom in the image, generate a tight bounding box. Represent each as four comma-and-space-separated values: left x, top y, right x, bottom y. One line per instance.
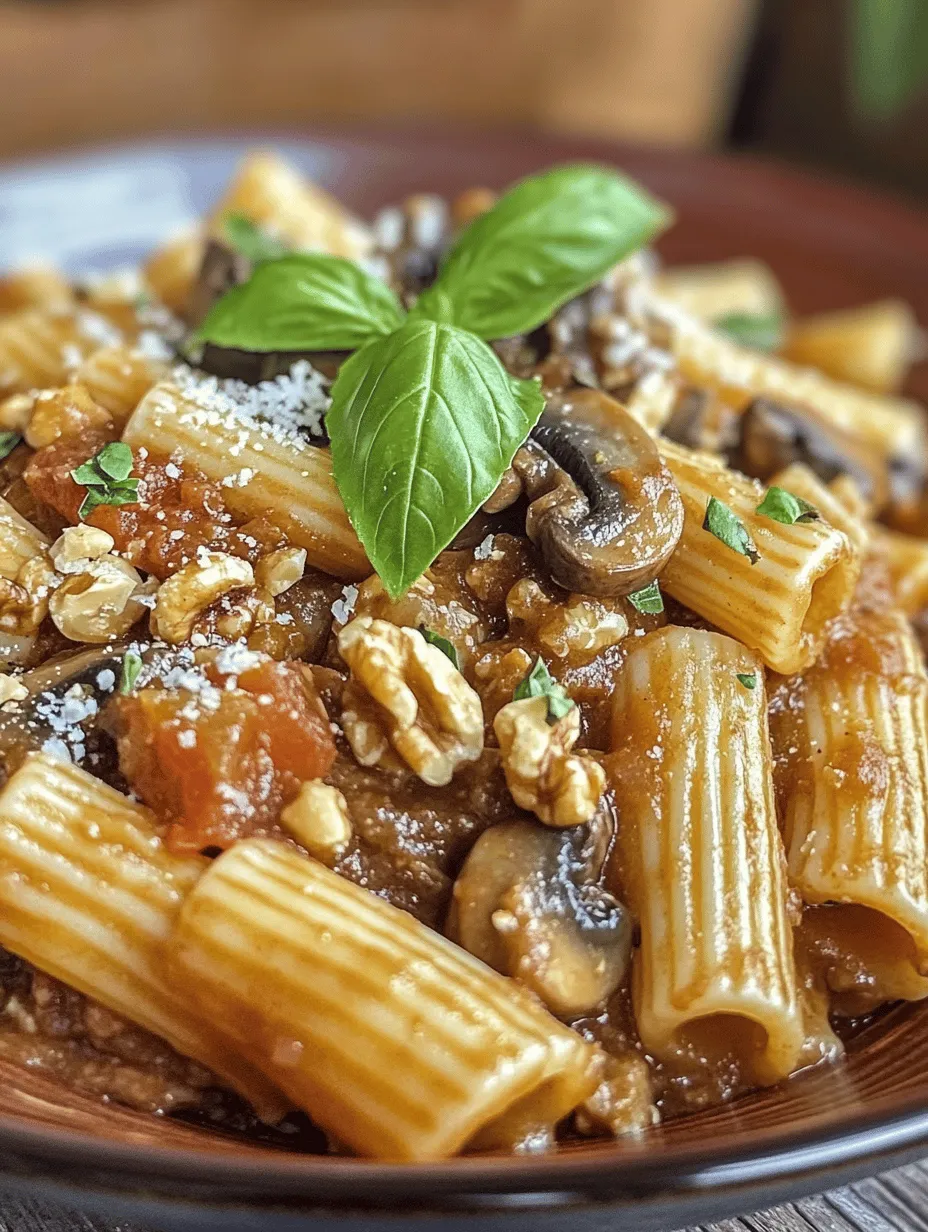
515, 387, 684, 596
187, 238, 252, 329
447, 818, 632, 1019
730, 397, 889, 510
0, 644, 127, 776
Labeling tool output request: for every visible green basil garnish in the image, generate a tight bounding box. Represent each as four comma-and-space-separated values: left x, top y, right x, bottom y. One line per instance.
329, 317, 543, 598
736, 672, 757, 690
627, 580, 664, 615
71, 442, 140, 520
756, 486, 820, 526
0, 432, 21, 462
713, 311, 784, 352
419, 626, 459, 669
119, 650, 143, 696
222, 213, 289, 265
195, 164, 670, 598
703, 496, 759, 564
514, 656, 574, 723
195, 253, 404, 353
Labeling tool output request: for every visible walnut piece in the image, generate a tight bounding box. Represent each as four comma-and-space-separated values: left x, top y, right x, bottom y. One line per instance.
338, 615, 484, 786
493, 695, 605, 826
0, 673, 27, 705
506, 579, 629, 662
49, 555, 153, 644
0, 553, 56, 636
280, 780, 352, 865
254, 546, 307, 597
150, 551, 253, 644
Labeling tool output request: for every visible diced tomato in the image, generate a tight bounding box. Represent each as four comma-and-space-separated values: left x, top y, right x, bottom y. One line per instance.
111, 658, 336, 853
25, 437, 286, 579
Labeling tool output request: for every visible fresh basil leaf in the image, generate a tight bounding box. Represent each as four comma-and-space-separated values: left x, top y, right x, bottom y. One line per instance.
736, 672, 757, 690
195, 253, 404, 352
222, 213, 288, 265
513, 656, 574, 723
627, 580, 664, 614
0, 432, 21, 462
94, 441, 134, 482
119, 651, 143, 695
422, 164, 671, 339
419, 625, 459, 669
713, 311, 784, 352
703, 496, 759, 564
756, 486, 820, 525
328, 316, 544, 599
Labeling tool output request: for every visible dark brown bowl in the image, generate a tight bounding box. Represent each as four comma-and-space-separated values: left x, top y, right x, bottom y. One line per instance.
1, 129, 928, 1232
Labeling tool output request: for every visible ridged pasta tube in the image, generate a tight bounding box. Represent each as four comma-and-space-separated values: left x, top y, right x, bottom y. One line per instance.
659, 440, 859, 673
167, 838, 599, 1161
608, 626, 804, 1085
0, 753, 287, 1121
75, 345, 169, 425
768, 462, 870, 557
654, 303, 925, 461
0, 309, 90, 395
869, 526, 928, 615
123, 382, 367, 580
770, 606, 928, 991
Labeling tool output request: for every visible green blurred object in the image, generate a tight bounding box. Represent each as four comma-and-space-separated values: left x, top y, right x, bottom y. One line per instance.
852, 0, 928, 119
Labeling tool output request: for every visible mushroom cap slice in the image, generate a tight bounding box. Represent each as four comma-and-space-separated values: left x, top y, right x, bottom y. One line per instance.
731, 397, 890, 510
447, 818, 632, 1020
519, 387, 684, 597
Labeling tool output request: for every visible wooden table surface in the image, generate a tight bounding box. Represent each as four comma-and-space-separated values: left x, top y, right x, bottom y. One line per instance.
6, 1163, 928, 1232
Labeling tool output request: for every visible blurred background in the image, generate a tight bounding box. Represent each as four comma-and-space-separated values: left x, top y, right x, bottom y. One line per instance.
0, 0, 925, 198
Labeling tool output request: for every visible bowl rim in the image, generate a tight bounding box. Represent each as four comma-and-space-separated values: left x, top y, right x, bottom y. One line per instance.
0, 130, 928, 1216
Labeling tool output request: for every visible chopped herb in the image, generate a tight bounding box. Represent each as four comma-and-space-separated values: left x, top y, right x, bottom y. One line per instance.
627, 580, 664, 614
736, 672, 757, 690
133, 290, 152, 312
0, 432, 21, 462
755, 486, 820, 526
419, 626, 459, 669
514, 656, 574, 723
119, 651, 143, 695
70, 442, 140, 520
713, 311, 784, 352
222, 213, 289, 265
703, 496, 759, 564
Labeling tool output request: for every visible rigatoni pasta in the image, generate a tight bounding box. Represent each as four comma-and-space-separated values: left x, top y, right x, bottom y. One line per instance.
123, 381, 368, 579
659, 439, 859, 672
770, 606, 928, 980
0, 145, 926, 1160
167, 838, 598, 1160
0, 753, 287, 1120
608, 626, 804, 1085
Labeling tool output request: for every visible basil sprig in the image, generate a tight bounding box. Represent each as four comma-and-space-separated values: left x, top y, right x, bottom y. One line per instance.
0, 432, 21, 463
196, 254, 404, 353
70, 442, 140, 520
417, 164, 671, 339
195, 164, 670, 597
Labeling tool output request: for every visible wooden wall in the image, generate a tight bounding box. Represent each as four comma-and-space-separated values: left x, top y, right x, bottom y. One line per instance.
0, 0, 758, 158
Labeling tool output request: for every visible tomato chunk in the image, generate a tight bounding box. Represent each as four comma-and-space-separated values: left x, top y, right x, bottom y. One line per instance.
111, 657, 336, 852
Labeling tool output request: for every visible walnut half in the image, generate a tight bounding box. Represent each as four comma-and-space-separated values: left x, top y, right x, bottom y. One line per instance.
338, 616, 484, 786
493, 696, 605, 826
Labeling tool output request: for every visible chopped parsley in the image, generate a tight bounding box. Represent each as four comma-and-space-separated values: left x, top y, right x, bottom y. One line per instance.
703, 496, 759, 564
713, 311, 784, 352
514, 656, 574, 723
70, 442, 140, 520
736, 672, 758, 690
119, 650, 143, 696
627, 580, 664, 614
755, 486, 820, 526
419, 626, 459, 669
